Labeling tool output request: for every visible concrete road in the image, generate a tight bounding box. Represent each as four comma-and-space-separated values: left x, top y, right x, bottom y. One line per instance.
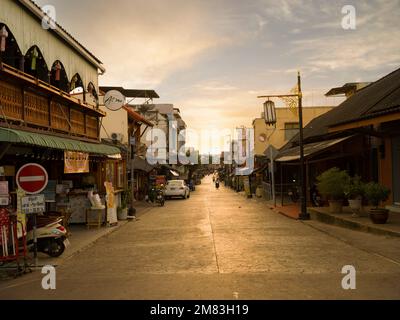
1, 177, 400, 299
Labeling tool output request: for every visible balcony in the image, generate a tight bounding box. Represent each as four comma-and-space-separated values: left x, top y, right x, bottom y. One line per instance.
0, 63, 104, 142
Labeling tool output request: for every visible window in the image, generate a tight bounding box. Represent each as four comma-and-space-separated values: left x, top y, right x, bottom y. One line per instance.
106, 162, 115, 185
284, 122, 299, 141
117, 162, 124, 189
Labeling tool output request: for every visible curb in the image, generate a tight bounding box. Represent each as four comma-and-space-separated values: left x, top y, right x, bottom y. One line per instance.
308, 208, 400, 238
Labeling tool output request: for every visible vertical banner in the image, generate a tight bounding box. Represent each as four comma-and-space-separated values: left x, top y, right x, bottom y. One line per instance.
64, 151, 89, 174
16, 188, 26, 238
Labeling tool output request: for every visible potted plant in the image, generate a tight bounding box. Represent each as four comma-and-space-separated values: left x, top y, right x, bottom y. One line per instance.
118, 190, 129, 220
344, 176, 364, 215
364, 182, 390, 224
316, 167, 350, 213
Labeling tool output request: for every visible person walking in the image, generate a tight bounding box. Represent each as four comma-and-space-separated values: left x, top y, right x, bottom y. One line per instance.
215, 177, 220, 190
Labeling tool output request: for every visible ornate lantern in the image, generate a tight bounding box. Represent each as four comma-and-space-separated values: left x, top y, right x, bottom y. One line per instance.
263, 100, 276, 126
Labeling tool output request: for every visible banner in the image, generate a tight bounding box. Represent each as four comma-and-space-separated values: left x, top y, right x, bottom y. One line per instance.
64, 151, 89, 174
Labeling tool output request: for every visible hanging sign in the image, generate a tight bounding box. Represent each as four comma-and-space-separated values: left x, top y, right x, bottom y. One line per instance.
16, 163, 48, 194
0, 181, 9, 195
21, 194, 45, 214
104, 90, 125, 111
64, 151, 89, 174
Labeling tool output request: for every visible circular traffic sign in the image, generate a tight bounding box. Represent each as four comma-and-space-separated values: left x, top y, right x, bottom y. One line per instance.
16, 163, 48, 194
104, 90, 125, 111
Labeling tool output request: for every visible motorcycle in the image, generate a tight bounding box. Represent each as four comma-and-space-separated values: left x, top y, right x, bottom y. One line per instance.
148, 187, 165, 207
26, 215, 68, 258
288, 179, 300, 203
156, 188, 165, 207
310, 184, 323, 207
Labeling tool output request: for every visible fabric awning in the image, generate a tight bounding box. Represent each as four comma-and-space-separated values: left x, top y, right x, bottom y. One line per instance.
170, 169, 180, 177
0, 127, 121, 155
132, 156, 154, 173
275, 136, 352, 162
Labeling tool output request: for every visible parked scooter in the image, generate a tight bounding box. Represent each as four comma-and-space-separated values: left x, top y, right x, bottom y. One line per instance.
147, 186, 165, 207
310, 183, 323, 207
26, 215, 68, 258
156, 187, 165, 207
288, 179, 300, 203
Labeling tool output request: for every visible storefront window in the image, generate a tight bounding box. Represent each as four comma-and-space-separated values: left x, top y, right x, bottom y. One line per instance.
106, 162, 115, 185
118, 162, 124, 189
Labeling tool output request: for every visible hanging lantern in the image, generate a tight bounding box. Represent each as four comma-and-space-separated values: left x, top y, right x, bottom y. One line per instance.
31, 47, 38, 70
0, 26, 9, 53
54, 61, 61, 81
263, 100, 277, 126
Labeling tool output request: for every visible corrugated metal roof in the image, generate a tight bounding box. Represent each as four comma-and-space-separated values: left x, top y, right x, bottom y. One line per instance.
123, 106, 154, 127
283, 67, 400, 148
275, 136, 353, 162
99, 87, 160, 99
0, 128, 120, 155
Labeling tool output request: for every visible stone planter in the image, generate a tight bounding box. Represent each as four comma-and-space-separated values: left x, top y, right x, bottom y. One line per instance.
348, 199, 362, 215
329, 200, 343, 213
118, 208, 128, 220
369, 208, 389, 224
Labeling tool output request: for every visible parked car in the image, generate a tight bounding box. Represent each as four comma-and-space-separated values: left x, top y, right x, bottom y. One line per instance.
165, 180, 190, 199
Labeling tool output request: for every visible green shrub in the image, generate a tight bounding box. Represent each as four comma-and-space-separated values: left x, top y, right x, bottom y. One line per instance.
344, 175, 365, 200
316, 167, 350, 200
364, 182, 390, 207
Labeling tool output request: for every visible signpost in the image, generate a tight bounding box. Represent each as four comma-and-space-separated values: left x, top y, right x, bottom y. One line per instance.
16, 163, 48, 266
16, 163, 48, 195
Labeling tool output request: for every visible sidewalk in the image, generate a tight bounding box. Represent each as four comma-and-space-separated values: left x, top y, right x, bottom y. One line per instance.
234, 187, 400, 237
1, 201, 156, 277
235, 190, 300, 219
308, 207, 400, 238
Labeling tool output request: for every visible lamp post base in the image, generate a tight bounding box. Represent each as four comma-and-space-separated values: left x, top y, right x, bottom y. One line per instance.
298, 212, 310, 220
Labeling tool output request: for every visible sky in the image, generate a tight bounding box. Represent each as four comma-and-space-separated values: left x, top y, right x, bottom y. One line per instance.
35, 0, 400, 152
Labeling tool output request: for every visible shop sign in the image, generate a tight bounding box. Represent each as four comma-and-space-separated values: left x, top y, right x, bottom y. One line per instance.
0, 181, 9, 195
0, 196, 9, 206
16, 163, 48, 194
104, 90, 125, 111
64, 151, 89, 174
21, 194, 45, 214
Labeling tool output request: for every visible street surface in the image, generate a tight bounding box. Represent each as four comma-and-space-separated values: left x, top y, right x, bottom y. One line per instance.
1, 177, 400, 299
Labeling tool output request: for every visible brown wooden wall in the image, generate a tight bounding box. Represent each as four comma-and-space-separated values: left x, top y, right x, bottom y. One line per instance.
0, 79, 99, 140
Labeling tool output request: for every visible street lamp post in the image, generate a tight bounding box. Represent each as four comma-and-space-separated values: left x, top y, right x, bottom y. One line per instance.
258, 72, 310, 220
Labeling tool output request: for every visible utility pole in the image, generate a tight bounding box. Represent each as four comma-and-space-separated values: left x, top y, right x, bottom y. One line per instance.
297, 72, 309, 220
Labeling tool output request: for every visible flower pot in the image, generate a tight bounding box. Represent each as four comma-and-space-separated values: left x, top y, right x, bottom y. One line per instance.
118, 208, 128, 220
348, 199, 362, 213
369, 208, 389, 224
329, 200, 343, 213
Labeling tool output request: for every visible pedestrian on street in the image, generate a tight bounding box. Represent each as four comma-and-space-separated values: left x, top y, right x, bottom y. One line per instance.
215, 178, 220, 190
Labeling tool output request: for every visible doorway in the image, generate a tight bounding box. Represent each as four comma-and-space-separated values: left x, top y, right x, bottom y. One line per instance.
392, 136, 400, 205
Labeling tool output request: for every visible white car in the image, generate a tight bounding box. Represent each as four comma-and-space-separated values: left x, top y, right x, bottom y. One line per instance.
165, 180, 190, 199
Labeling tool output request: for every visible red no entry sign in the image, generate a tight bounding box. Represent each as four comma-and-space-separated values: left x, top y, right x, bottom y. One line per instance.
16, 163, 48, 194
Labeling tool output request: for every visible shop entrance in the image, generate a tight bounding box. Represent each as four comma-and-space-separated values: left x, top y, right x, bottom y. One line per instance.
393, 136, 400, 206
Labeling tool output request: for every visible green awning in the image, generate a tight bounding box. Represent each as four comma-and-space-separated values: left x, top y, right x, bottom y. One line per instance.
0, 127, 120, 155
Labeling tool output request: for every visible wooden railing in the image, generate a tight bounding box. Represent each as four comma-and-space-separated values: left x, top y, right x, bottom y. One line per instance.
0, 79, 100, 141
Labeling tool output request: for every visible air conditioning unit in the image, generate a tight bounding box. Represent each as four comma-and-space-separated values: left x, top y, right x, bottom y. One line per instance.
111, 132, 124, 142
